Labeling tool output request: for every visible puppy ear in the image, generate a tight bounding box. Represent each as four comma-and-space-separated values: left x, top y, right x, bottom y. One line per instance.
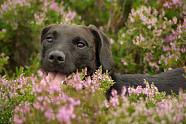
88, 25, 114, 74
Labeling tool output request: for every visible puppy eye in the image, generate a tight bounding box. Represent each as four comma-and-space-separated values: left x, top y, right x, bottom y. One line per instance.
77, 41, 86, 48
73, 37, 87, 48
46, 36, 53, 43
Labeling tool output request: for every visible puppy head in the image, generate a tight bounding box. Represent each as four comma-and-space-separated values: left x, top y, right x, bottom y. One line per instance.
40, 24, 114, 75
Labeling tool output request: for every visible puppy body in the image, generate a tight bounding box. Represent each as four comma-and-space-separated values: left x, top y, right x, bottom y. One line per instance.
40, 24, 186, 97
109, 68, 186, 96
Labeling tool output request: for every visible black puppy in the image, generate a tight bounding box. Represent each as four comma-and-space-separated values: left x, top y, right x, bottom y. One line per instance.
40, 24, 186, 97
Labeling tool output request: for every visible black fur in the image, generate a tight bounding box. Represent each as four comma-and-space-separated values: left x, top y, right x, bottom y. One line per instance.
106, 68, 186, 99
40, 24, 186, 98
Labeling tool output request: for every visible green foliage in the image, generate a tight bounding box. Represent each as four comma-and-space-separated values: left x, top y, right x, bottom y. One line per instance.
0, 0, 185, 76
63, 0, 111, 26
0, 0, 80, 75
0, 79, 34, 124
0, 53, 9, 74
0, 1, 41, 73
112, 2, 186, 74
12, 55, 40, 78
0, 0, 186, 123
1, 70, 186, 123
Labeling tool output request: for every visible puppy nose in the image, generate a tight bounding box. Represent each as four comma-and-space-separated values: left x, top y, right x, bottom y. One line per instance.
48, 51, 65, 64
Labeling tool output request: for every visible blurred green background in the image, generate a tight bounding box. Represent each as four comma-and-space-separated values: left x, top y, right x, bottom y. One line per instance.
0, 0, 185, 77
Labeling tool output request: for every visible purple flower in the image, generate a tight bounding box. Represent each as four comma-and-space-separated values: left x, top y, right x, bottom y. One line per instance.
67, 73, 84, 90
57, 105, 75, 124
156, 100, 173, 116
180, 47, 186, 53
1, 3, 8, 12
163, 46, 171, 51
13, 115, 23, 124
164, 33, 177, 43
172, 0, 182, 5
49, 0, 59, 12
65, 11, 76, 21
44, 109, 55, 121
33, 102, 44, 111
163, 2, 171, 8
135, 86, 144, 95
109, 97, 119, 107
68, 97, 80, 106
108, 90, 119, 107
162, 0, 182, 8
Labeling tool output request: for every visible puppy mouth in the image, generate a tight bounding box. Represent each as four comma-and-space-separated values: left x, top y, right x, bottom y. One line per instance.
40, 63, 74, 75
39, 69, 67, 84
41, 68, 71, 76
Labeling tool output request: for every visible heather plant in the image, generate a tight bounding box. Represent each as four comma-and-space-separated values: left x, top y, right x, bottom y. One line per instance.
0, 0, 79, 75
0, 74, 35, 123
1, 0, 186, 124
10, 68, 114, 124
104, 91, 186, 124
113, 1, 186, 74
1, 68, 186, 124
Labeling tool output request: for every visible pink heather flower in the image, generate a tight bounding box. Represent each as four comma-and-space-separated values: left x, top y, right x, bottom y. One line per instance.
39, 79, 47, 87
172, 0, 182, 5
109, 90, 119, 107
65, 11, 76, 21
44, 109, 55, 121
0, 74, 34, 100
37, 69, 47, 78
143, 88, 151, 96
68, 97, 80, 106
67, 73, 84, 90
174, 114, 184, 123
50, 95, 63, 104
0, 0, 30, 14
57, 105, 75, 124
22, 103, 30, 113
162, 0, 182, 8
33, 102, 44, 111
37, 96, 44, 102
128, 87, 132, 94
13, 103, 31, 124
111, 89, 117, 97
49, 0, 59, 12
128, 80, 158, 97
66, 69, 103, 92
104, 89, 120, 108
163, 2, 171, 8
33, 85, 42, 93
109, 96, 119, 107
164, 33, 177, 42
163, 46, 171, 52
13, 115, 23, 124
84, 76, 92, 88
156, 100, 173, 115
180, 47, 186, 53
1, 3, 8, 12
135, 86, 144, 95
43, 0, 49, 7
33, 71, 66, 94
49, 82, 61, 93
